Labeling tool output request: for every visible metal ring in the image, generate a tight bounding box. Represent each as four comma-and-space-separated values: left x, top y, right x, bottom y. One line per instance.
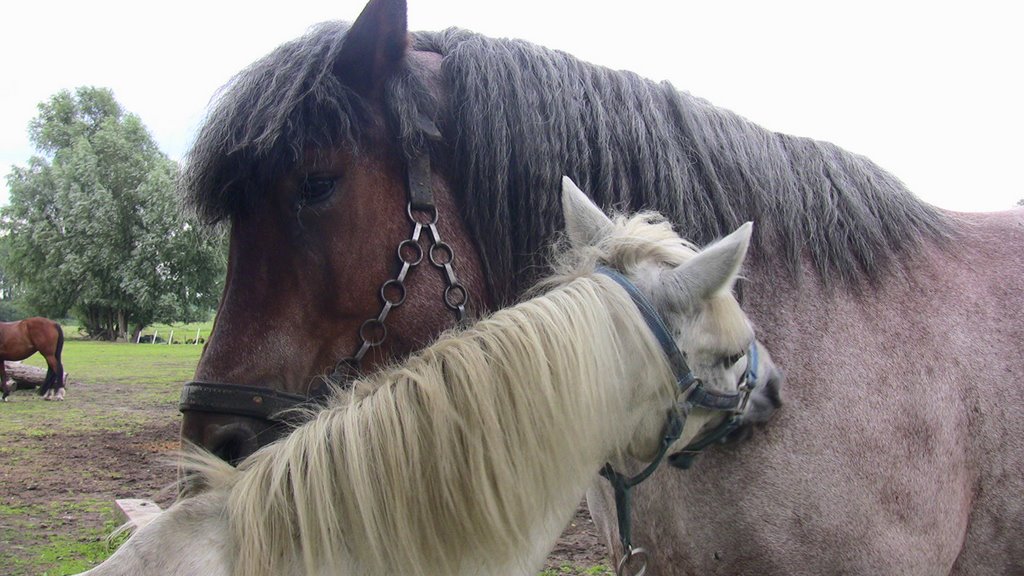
330, 357, 361, 384
429, 241, 454, 266
358, 319, 388, 347
406, 202, 438, 225
380, 279, 407, 307
397, 239, 424, 266
616, 546, 648, 576
444, 283, 468, 309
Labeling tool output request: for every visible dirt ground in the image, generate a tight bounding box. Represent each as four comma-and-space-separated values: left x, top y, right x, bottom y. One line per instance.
0, 381, 608, 573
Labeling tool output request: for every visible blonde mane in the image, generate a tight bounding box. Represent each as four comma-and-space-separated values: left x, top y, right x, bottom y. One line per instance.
539, 212, 700, 289
192, 254, 675, 575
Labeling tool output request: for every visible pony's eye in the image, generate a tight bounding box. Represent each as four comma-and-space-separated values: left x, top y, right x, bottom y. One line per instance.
721, 353, 744, 368
299, 176, 338, 205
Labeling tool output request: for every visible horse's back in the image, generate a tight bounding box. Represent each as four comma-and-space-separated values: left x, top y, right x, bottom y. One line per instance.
602, 208, 1024, 575
0, 317, 62, 361
945, 209, 1024, 574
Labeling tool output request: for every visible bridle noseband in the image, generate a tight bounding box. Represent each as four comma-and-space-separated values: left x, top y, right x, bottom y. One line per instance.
594, 267, 759, 576
180, 117, 467, 426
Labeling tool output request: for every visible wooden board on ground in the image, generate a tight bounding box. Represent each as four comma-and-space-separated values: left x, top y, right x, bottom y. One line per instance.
115, 498, 163, 530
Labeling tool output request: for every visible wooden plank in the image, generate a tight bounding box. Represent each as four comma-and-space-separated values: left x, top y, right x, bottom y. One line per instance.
115, 498, 163, 530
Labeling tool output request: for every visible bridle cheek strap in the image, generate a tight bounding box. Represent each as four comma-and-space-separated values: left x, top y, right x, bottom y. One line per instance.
594, 268, 697, 393
594, 267, 696, 576
328, 116, 467, 383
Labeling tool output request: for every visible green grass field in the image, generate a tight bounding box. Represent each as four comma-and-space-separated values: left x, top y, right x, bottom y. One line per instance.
1, 499, 129, 576
2, 334, 204, 575
13, 336, 204, 423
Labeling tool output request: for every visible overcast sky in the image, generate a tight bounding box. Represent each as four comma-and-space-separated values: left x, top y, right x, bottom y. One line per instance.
2, 0, 1021, 212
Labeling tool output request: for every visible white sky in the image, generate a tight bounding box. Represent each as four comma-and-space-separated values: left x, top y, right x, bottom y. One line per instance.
1, 0, 1021, 212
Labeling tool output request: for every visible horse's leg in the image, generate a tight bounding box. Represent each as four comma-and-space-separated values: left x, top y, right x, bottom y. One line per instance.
40, 355, 61, 400
1, 361, 9, 402
40, 326, 64, 400
52, 326, 65, 400
40, 364, 53, 399
52, 358, 65, 401
45, 362, 65, 400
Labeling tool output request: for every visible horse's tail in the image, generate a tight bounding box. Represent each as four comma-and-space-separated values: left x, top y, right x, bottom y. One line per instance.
54, 324, 64, 386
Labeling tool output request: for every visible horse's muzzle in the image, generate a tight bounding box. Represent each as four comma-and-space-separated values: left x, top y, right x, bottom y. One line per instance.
180, 413, 282, 465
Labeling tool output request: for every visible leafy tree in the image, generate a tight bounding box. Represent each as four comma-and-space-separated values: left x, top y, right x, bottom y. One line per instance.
0, 237, 28, 321
1, 87, 225, 340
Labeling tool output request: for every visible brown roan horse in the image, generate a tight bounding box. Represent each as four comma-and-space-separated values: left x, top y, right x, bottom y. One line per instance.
177, 0, 1024, 573
0, 317, 65, 401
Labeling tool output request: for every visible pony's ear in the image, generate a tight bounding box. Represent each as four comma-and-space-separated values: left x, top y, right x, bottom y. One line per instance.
561, 176, 612, 248
334, 0, 409, 95
660, 222, 753, 306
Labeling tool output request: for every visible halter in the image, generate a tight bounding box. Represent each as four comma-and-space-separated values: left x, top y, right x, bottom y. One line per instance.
594, 267, 758, 576
179, 117, 467, 425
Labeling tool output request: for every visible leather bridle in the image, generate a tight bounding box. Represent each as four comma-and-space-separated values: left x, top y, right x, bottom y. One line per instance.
179, 117, 467, 424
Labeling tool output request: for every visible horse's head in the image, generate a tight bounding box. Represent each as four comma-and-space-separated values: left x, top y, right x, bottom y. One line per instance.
558, 177, 782, 465
179, 0, 490, 462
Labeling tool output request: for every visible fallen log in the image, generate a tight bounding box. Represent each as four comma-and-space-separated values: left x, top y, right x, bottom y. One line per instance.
2, 360, 69, 390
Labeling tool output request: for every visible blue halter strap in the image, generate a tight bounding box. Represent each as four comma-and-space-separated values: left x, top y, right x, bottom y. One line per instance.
595, 267, 698, 395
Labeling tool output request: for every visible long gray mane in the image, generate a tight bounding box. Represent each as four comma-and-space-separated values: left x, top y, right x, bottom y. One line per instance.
183, 22, 951, 305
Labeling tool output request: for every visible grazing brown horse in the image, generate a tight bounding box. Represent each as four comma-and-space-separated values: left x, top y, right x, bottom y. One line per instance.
0, 317, 65, 401
177, 0, 1024, 573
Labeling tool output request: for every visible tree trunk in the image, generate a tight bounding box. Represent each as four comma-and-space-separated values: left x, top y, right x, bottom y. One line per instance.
2, 361, 69, 390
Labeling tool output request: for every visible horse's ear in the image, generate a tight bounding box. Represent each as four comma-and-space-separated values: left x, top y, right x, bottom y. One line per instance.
660, 222, 753, 306
561, 176, 612, 248
334, 0, 409, 95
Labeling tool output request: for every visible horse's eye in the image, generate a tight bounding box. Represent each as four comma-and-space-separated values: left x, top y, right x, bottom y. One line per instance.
299, 176, 338, 205
721, 353, 744, 368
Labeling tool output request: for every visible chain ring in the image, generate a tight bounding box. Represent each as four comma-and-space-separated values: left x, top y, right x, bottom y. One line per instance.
330, 201, 467, 383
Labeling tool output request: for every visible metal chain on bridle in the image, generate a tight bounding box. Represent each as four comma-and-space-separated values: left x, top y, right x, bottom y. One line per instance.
179, 117, 468, 421
328, 143, 468, 382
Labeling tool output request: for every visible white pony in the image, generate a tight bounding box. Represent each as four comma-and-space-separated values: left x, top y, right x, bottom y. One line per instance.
79, 178, 779, 576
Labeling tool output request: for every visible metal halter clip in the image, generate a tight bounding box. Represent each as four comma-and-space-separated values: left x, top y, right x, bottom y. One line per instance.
733, 378, 754, 415
616, 545, 649, 576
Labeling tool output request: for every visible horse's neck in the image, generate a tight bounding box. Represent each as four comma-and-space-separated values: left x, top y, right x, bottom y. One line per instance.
410, 279, 667, 573
80, 492, 233, 576
245, 278, 667, 575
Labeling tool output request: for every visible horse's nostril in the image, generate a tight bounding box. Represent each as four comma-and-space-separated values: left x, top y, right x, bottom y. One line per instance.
209, 424, 259, 466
